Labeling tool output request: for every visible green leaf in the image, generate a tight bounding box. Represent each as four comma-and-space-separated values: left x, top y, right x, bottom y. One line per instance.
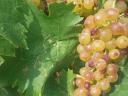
108, 56, 128, 96
43, 69, 75, 96
0, 2, 82, 96
0, 56, 4, 66
0, 0, 28, 57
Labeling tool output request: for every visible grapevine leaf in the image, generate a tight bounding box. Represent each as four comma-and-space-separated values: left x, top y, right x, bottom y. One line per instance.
0, 2, 82, 96
0, 56, 4, 66
108, 56, 128, 96
0, 0, 28, 57
44, 69, 75, 96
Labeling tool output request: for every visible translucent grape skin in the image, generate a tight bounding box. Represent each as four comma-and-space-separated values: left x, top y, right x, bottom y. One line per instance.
94, 70, 104, 81
106, 39, 117, 50
109, 49, 120, 60
77, 44, 85, 54
92, 40, 105, 52
95, 59, 107, 71
116, 0, 127, 13
99, 79, 111, 91
116, 36, 128, 49
90, 85, 101, 96
107, 64, 119, 75
79, 51, 91, 62
107, 74, 118, 83
74, 88, 87, 96
83, 0, 95, 9
79, 67, 92, 76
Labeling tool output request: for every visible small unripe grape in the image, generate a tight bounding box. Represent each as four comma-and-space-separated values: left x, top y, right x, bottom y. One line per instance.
94, 12, 107, 26
95, 59, 107, 71
107, 64, 119, 75
74, 88, 87, 96
109, 49, 120, 60
99, 79, 111, 91
104, 0, 114, 9
116, 36, 128, 49
99, 29, 112, 42
83, 0, 94, 9
116, 0, 127, 13
94, 71, 104, 81
84, 15, 96, 29
77, 44, 85, 54
79, 30, 91, 45
79, 51, 91, 62
92, 40, 105, 52
110, 22, 125, 35
106, 39, 117, 50
90, 85, 101, 96
106, 8, 119, 20
75, 76, 85, 88
107, 74, 118, 83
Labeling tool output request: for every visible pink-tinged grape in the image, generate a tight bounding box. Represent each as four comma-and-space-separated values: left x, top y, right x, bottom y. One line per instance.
110, 22, 125, 35
84, 71, 94, 82
107, 64, 119, 75
83, 0, 94, 9
107, 74, 118, 83
79, 51, 91, 62
104, 0, 114, 9
85, 44, 93, 53
116, 36, 128, 49
106, 8, 119, 20
75, 76, 85, 88
91, 52, 103, 61
94, 71, 104, 81
84, 15, 96, 29
79, 67, 92, 76
77, 44, 85, 54
116, 0, 127, 13
79, 30, 91, 45
74, 88, 87, 96
99, 29, 112, 42
102, 54, 110, 62
99, 79, 111, 91
92, 40, 105, 52
95, 59, 107, 71
109, 49, 120, 60
87, 60, 95, 68
94, 11, 107, 26
106, 39, 117, 50
90, 85, 101, 96
85, 82, 91, 89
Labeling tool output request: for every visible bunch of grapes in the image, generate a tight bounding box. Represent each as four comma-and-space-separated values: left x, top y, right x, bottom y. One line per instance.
74, 0, 128, 96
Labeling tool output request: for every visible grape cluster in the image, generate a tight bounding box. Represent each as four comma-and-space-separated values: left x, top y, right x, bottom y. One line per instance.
74, 0, 128, 96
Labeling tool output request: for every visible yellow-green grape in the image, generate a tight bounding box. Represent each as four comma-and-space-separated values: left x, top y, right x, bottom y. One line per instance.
79, 30, 91, 45
107, 74, 118, 83
79, 51, 91, 62
85, 44, 93, 53
95, 59, 107, 71
94, 71, 104, 81
79, 67, 92, 76
83, 0, 94, 9
116, 0, 127, 13
116, 36, 128, 49
106, 8, 119, 20
99, 29, 112, 42
84, 71, 94, 82
109, 49, 120, 60
75, 76, 85, 88
107, 64, 119, 75
99, 79, 111, 91
77, 44, 85, 54
106, 39, 117, 50
32, 0, 41, 7
90, 85, 101, 96
74, 88, 87, 96
94, 11, 107, 26
92, 40, 105, 52
84, 15, 96, 29
104, 0, 114, 9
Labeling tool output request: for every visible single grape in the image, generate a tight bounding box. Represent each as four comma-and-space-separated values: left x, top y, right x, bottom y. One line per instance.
83, 0, 94, 9
99, 29, 112, 42
87, 60, 95, 68
116, 36, 128, 49
85, 44, 93, 53
79, 67, 92, 76
107, 64, 119, 75
91, 52, 103, 61
99, 79, 111, 91
109, 49, 120, 60
92, 40, 105, 52
79, 30, 91, 45
95, 59, 107, 71
84, 15, 96, 29
75, 76, 85, 88
79, 51, 91, 62
94, 70, 104, 81
116, 0, 127, 13
107, 74, 118, 83
104, 0, 114, 9
74, 88, 87, 96
90, 85, 101, 96
106, 39, 117, 50
85, 82, 91, 89
84, 71, 94, 82
102, 54, 110, 62
77, 44, 85, 54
